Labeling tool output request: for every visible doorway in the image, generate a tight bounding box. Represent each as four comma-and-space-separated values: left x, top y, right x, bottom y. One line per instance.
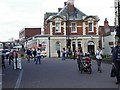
87, 41, 95, 55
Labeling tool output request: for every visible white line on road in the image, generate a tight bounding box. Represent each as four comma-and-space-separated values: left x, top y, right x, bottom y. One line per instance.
14, 69, 23, 88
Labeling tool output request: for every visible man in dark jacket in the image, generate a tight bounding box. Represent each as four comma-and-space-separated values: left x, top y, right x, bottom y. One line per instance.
112, 39, 120, 84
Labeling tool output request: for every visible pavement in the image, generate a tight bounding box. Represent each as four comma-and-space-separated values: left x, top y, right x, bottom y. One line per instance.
2, 58, 120, 89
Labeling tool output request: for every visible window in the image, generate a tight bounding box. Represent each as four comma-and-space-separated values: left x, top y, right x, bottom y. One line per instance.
56, 22, 60, 32
72, 23, 77, 32
89, 23, 93, 32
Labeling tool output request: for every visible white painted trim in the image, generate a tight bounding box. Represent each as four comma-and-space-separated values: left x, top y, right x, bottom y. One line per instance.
96, 22, 99, 35
55, 21, 61, 33
64, 22, 66, 35
88, 21, 94, 32
50, 22, 52, 35
83, 22, 86, 35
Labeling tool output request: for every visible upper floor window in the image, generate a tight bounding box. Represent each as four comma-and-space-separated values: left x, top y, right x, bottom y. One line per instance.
72, 23, 77, 32
55, 22, 61, 32
88, 22, 93, 32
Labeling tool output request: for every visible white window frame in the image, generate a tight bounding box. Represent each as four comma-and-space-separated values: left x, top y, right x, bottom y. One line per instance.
71, 22, 77, 33
88, 21, 94, 32
55, 22, 61, 32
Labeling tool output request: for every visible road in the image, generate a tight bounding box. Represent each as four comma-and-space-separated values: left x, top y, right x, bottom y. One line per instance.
2, 58, 120, 89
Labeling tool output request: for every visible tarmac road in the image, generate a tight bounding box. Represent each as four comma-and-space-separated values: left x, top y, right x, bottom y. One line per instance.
2, 58, 119, 89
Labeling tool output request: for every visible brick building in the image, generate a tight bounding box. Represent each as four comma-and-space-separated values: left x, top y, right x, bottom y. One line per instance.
43, 0, 100, 57
19, 28, 41, 46
98, 18, 115, 55
21, 0, 100, 57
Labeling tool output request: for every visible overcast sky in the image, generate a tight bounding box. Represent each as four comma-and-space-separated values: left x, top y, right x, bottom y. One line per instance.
0, 0, 115, 42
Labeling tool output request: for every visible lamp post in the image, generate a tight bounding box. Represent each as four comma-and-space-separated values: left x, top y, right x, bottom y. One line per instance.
48, 36, 51, 58
118, 1, 120, 37
67, 7, 71, 54
116, 0, 120, 40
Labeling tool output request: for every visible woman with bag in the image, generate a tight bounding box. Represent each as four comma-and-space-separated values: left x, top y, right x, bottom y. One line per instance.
111, 39, 120, 84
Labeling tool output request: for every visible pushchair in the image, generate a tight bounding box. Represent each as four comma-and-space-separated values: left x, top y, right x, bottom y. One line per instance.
80, 53, 92, 74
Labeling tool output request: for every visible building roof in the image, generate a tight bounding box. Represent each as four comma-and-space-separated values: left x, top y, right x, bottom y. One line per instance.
45, 3, 87, 21
99, 26, 115, 36
57, 5, 86, 20
44, 12, 58, 20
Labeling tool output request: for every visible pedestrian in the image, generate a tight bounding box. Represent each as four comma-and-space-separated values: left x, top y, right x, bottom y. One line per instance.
57, 50, 60, 58
76, 47, 83, 71
36, 48, 41, 64
73, 49, 77, 60
33, 49, 37, 62
2, 54, 5, 68
26, 48, 31, 62
95, 46, 103, 73
61, 48, 66, 60
8, 50, 14, 65
112, 39, 120, 84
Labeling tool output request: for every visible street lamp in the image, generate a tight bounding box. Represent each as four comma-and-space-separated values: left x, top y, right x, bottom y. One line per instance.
48, 36, 51, 58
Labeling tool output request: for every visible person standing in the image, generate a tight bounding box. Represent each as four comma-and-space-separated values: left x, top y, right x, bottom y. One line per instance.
57, 50, 60, 58
8, 51, 14, 65
33, 49, 37, 62
95, 47, 103, 73
2, 54, 5, 68
73, 49, 77, 60
61, 48, 66, 60
36, 48, 41, 64
26, 48, 31, 62
112, 39, 120, 84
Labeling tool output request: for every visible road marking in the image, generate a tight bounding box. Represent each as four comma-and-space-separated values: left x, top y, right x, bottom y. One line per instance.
14, 69, 23, 88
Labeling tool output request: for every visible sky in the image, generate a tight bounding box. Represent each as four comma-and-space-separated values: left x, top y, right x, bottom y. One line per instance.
0, 0, 115, 42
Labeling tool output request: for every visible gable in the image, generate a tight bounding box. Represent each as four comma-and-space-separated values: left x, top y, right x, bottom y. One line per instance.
84, 16, 99, 22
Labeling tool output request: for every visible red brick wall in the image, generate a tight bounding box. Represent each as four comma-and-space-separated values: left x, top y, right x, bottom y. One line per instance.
19, 28, 41, 40
25, 28, 41, 38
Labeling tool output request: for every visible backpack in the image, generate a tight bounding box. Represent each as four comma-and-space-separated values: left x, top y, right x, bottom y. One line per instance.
115, 46, 120, 61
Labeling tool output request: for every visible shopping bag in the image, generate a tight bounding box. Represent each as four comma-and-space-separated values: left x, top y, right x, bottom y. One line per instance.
110, 65, 116, 77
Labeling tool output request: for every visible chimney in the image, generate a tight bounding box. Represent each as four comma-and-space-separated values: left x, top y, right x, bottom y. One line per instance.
67, 0, 74, 15
104, 18, 109, 29
67, 0, 74, 5
58, 8, 62, 12
104, 18, 110, 33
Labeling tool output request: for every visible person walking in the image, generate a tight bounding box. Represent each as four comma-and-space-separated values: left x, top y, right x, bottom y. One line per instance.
36, 48, 41, 64
112, 39, 120, 84
76, 47, 83, 71
95, 47, 103, 73
61, 48, 66, 60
